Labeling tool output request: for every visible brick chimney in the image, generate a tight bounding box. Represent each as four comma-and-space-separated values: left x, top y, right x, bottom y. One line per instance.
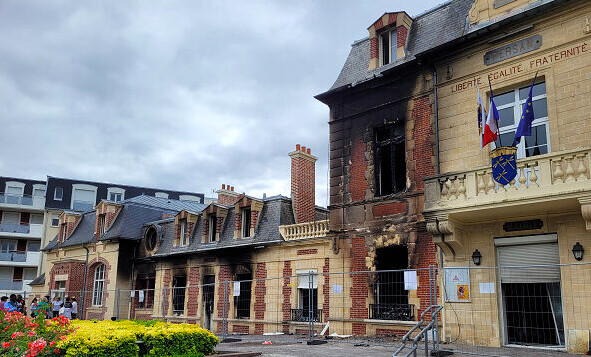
289, 144, 317, 223
216, 184, 239, 205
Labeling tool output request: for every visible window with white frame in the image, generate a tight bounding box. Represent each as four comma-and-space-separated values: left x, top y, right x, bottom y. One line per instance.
98, 214, 106, 237
51, 214, 60, 227
4, 182, 24, 204
178, 219, 188, 246
92, 264, 106, 306
32, 184, 46, 198
2, 212, 20, 225
495, 82, 549, 159
107, 187, 125, 202
54, 187, 63, 201
30, 214, 43, 225
380, 28, 397, 66
154, 192, 169, 198
71, 184, 97, 212
296, 270, 319, 322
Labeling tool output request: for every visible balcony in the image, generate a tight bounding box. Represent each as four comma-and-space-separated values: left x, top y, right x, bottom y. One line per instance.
0, 193, 45, 210
290, 308, 323, 323
0, 223, 43, 238
369, 303, 415, 321
424, 147, 591, 222
279, 220, 329, 241
0, 280, 23, 291
0, 251, 40, 266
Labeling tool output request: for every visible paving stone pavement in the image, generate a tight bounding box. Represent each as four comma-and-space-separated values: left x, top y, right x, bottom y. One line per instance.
215, 335, 573, 357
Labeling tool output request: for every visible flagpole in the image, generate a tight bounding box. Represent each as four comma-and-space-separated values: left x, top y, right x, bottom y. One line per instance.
489, 79, 502, 148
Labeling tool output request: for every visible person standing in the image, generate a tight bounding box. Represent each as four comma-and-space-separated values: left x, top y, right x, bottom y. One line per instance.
36, 297, 51, 318
61, 297, 72, 319
71, 297, 78, 319
0, 296, 7, 310
30, 298, 38, 317
51, 296, 63, 318
4, 295, 18, 312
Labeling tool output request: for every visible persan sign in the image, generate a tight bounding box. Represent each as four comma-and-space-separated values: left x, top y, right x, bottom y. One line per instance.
484, 35, 542, 65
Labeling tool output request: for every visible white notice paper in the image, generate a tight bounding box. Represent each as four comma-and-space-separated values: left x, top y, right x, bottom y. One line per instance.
233, 281, 241, 297
130, 290, 136, 298
332, 284, 343, 294
138, 290, 144, 303
479, 282, 495, 294
404, 270, 418, 290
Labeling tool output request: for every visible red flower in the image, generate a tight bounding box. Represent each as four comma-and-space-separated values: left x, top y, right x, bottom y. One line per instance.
2, 342, 9, 348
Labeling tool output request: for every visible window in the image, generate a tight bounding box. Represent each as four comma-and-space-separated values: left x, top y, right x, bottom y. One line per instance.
71, 184, 97, 211
33, 186, 45, 197
172, 275, 186, 316
234, 273, 252, 319
23, 268, 37, 281
495, 82, 549, 158
98, 214, 106, 237
145, 227, 158, 251
2, 212, 20, 225
296, 270, 319, 322
30, 214, 43, 225
179, 219, 188, 246
208, 214, 217, 243
61, 223, 67, 241
27, 242, 40, 252
0, 240, 17, 253
51, 214, 60, 227
107, 187, 125, 202
92, 264, 106, 306
241, 208, 251, 238
380, 28, 397, 66
54, 187, 63, 201
52, 281, 66, 301
179, 195, 201, 202
5, 183, 24, 204
136, 277, 155, 309
375, 123, 406, 196
154, 192, 169, 198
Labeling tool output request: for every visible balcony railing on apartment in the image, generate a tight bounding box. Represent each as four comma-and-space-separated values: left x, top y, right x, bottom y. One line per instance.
369, 303, 415, 321
290, 308, 323, 323
0, 223, 43, 237
279, 220, 329, 241
0, 251, 27, 262
424, 147, 591, 212
0, 193, 44, 209
0, 280, 23, 291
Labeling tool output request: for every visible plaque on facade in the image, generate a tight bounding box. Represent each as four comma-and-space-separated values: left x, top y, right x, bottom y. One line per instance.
503, 219, 543, 232
493, 0, 517, 9
484, 35, 542, 65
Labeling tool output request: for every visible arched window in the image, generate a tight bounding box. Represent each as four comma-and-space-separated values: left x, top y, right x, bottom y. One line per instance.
92, 264, 106, 306
145, 227, 158, 252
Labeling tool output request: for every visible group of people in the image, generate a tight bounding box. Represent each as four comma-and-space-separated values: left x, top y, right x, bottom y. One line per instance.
0, 294, 78, 319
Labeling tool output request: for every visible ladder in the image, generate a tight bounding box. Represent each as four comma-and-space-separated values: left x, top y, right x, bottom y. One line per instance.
393, 305, 443, 357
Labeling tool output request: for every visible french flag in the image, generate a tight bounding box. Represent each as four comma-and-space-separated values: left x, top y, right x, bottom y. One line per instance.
482, 84, 499, 148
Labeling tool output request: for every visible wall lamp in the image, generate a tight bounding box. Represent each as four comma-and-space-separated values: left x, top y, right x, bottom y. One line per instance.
572, 242, 584, 261
471, 249, 482, 266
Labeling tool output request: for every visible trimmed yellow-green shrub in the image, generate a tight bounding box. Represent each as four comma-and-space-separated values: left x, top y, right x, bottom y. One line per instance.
58, 320, 218, 357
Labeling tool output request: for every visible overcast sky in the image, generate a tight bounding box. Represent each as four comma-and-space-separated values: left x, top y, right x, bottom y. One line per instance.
0, 0, 444, 205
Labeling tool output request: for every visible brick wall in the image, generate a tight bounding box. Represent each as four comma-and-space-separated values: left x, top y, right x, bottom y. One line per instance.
216, 265, 231, 319
411, 95, 434, 190
162, 269, 171, 316
322, 258, 330, 323
187, 267, 200, 316
82, 257, 111, 320
397, 26, 408, 48
350, 237, 368, 336
373, 202, 407, 218
416, 229, 438, 319
254, 262, 267, 322
350, 137, 367, 202
296, 249, 317, 256
282, 261, 292, 334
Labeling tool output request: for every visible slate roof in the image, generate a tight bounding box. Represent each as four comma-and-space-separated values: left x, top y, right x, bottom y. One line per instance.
122, 195, 206, 213
321, 0, 560, 95
28, 273, 45, 286
149, 196, 328, 257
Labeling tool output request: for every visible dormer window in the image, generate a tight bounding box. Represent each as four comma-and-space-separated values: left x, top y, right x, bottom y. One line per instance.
179, 219, 188, 246
98, 214, 106, 237
380, 28, 397, 66
208, 214, 217, 242
61, 223, 67, 241
241, 208, 251, 238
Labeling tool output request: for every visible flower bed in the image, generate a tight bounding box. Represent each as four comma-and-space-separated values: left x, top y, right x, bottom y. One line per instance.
1, 311, 218, 357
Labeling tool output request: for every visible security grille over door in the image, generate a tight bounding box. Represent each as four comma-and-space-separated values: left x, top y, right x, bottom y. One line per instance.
495, 234, 564, 346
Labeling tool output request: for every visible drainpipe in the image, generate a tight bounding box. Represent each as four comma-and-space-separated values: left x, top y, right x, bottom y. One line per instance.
80, 245, 89, 319
128, 241, 138, 320
432, 65, 441, 175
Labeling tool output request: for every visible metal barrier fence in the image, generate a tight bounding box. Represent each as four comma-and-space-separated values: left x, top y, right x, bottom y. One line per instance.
29, 262, 591, 356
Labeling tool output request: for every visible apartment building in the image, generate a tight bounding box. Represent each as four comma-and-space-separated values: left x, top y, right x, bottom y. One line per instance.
0, 177, 46, 296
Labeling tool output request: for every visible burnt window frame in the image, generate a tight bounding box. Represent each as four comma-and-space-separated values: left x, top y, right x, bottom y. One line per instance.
374, 122, 406, 196
207, 214, 217, 243
241, 207, 251, 238
234, 273, 252, 319
144, 226, 158, 252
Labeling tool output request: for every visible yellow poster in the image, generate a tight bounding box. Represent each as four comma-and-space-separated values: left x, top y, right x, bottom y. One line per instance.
457, 284, 469, 300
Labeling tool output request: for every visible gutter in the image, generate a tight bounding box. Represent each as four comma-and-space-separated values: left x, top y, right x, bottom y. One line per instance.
80, 244, 90, 319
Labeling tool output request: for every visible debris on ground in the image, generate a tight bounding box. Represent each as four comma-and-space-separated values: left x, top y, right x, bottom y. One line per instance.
262, 341, 272, 345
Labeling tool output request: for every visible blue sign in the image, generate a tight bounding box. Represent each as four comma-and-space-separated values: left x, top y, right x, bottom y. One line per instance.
490, 147, 517, 185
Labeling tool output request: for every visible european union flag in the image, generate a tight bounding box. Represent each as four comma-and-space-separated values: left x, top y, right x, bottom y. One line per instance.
512, 73, 538, 146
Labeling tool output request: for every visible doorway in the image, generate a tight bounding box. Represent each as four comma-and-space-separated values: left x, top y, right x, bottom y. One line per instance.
202, 275, 215, 331
497, 235, 564, 347
373, 245, 411, 320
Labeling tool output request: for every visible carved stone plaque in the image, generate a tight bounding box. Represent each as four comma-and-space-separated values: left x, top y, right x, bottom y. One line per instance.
484, 35, 542, 65
503, 219, 543, 232
493, 0, 517, 9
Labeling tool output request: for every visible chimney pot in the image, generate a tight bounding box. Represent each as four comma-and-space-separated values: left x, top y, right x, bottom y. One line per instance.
231, 186, 234, 191
296, 144, 301, 151
307, 148, 311, 154
222, 184, 226, 190
302, 146, 306, 152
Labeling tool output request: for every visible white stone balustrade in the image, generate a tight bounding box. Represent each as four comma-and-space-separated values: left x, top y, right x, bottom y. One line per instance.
424, 147, 591, 212
279, 220, 329, 241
